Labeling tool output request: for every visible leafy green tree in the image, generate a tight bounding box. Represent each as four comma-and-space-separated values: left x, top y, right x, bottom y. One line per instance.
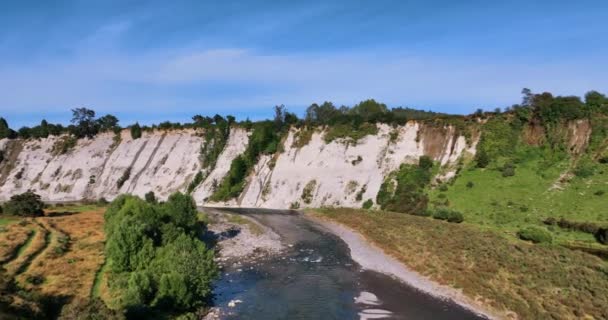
97, 114, 120, 132
162, 192, 198, 232
3, 190, 45, 217
584, 91, 607, 111
150, 234, 217, 310
351, 99, 388, 122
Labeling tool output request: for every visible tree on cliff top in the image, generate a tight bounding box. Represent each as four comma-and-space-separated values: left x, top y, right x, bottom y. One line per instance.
70, 107, 98, 138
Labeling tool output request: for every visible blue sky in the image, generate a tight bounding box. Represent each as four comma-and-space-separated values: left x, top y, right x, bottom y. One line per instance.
1, 0, 607, 128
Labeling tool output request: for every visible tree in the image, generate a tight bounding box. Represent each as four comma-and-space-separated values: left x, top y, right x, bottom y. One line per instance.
3, 190, 45, 217
162, 192, 198, 232
0, 117, 12, 139
351, 99, 388, 122
274, 104, 286, 130
97, 114, 120, 132
584, 91, 607, 111
130, 123, 142, 139
70, 107, 98, 138
17, 127, 32, 139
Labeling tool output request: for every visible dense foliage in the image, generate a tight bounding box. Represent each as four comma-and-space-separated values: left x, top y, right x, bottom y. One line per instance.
376, 156, 433, 215
2, 190, 45, 217
104, 193, 217, 317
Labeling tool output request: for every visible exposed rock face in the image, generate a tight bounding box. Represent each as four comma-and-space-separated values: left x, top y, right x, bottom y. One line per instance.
0, 122, 476, 208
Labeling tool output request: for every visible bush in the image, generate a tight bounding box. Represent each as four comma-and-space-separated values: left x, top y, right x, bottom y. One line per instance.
117, 167, 131, 189
501, 162, 516, 177
3, 190, 45, 217
51, 135, 77, 155
595, 228, 608, 245
145, 191, 156, 204
59, 298, 125, 320
362, 199, 373, 209
187, 171, 204, 194
438, 184, 448, 192
432, 208, 464, 223
466, 181, 474, 188
301, 180, 317, 204
593, 190, 604, 196
130, 123, 142, 140
517, 227, 553, 244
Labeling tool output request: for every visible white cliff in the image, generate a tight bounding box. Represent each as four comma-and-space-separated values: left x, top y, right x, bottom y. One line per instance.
0, 122, 476, 208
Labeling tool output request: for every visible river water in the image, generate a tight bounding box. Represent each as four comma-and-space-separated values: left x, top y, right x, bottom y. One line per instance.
210, 208, 485, 320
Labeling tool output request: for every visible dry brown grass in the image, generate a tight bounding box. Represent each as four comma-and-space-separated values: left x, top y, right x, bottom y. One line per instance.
315, 208, 608, 320
18, 209, 106, 299
4, 222, 49, 275
0, 219, 33, 264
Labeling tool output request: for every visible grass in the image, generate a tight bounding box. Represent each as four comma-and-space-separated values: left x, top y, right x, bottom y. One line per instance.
21, 209, 106, 298
428, 154, 608, 247
0, 216, 18, 226
1, 207, 108, 314
315, 208, 608, 319
0, 220, 33, 264
90, 259, 108, 299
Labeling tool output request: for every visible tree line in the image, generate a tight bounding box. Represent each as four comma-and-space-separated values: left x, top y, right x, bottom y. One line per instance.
2, 90, 607, 141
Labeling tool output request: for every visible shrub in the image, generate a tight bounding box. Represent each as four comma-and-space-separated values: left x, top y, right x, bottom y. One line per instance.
378, 156, 433, 215
439, 184, 448, 192
362, 199, 373, 209
432, 208, 464, 223
517, 227, 553, 244
145, 191, 156, 204
51, 135, 78, 155
59, 298, 125, 320
475, 149, 490, 168
466, 181, 474, 188
117, 167, 131, 189
3, 190, 45, 217
501, 162, 516, 177
187, 171, 204, 194
301, 180, 317, 204
130, 123, 142, 139
595, 228, 608, 245
594, 190, 605, 196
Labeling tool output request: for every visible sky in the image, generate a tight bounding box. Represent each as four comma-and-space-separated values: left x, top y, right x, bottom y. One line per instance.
1, 0, 607, 128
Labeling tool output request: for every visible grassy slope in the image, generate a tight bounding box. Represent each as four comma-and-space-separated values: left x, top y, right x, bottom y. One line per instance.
316, 208, 608, 319
0, 205, 108, 315
429, 153, 608, 246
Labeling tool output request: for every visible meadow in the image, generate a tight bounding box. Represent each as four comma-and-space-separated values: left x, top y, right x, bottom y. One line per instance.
315, 208, 608, 319
0, 204, 109, 318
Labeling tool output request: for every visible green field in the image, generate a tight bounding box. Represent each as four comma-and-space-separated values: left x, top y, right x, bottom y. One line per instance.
429, 149, 608, 247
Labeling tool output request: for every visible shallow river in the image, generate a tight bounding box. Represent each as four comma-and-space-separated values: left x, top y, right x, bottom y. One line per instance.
210, 208, 485, 320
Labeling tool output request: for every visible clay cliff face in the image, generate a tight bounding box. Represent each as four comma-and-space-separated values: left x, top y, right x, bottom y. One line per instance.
0, 122, 476, 208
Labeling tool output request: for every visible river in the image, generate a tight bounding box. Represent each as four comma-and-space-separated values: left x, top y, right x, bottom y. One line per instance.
209, 208, 486, 320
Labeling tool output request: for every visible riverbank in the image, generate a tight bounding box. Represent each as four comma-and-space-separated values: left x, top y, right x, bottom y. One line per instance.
307, 212, 499, 320
203, 208, 284, 263
308, 208, 608, 320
